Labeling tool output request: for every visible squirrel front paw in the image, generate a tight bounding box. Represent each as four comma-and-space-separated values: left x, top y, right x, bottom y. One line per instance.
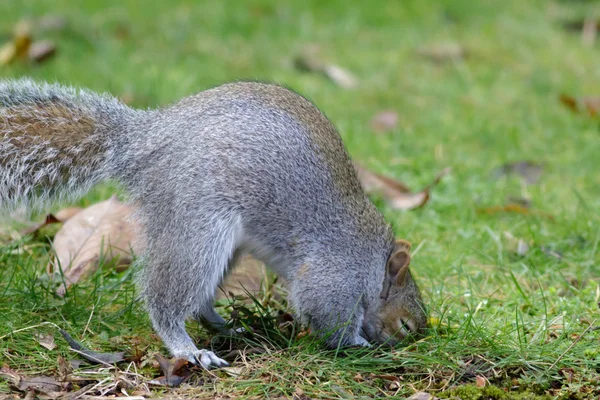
188, 349, 229, 369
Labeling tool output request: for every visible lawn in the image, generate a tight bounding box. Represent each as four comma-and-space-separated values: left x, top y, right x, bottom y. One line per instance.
1, 0, 599, 398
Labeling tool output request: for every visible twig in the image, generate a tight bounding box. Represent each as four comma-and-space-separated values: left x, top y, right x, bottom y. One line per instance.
549, 319, 597, 371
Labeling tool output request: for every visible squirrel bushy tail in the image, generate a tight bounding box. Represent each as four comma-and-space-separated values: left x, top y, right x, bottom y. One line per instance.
0, 79, 138, 211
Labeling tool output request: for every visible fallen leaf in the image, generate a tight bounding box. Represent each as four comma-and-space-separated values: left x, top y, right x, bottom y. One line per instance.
150, 354, 189, 387
56, 356, 71, 382
356, 165, 450, 210
0, 20, 32, 65
560, 94, 600, 117
294, 46, 358, 88
35, 332, 56, 351
28, 40, 56, 63
0, 366, 67, 397
0, 43, 17, 65
417, 42, 467, 63
20, 214, 61, 236
492, 161, 543, 184
21, 207, 83, 236
54, 207, 83, 221
475, 375, 487, 387
370, 374, 400, 382
370, 110, 398, 133
59, 329, 125, 365
476, 204, 554, 220
49, 196, 137, 296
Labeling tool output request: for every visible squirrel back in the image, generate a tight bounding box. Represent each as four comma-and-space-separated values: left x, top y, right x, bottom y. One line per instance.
0, 79, 426, 368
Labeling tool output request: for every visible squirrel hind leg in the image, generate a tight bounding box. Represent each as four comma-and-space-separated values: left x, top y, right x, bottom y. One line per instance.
147, 308, 228, 368
140, 213, 244, 367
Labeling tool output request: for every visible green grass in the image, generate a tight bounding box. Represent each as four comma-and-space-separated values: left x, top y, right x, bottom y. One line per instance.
1, 0, 599, 398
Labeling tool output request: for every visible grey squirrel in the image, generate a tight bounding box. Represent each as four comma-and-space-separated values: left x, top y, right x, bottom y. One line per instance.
0, 79, 427, 368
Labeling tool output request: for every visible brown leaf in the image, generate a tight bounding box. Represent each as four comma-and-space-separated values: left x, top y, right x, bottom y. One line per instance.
475, 375, 487, 387
294, 46, 358, 89
476, 204, 555, 220
28, 40, 56, 63
370, 110, 399, 133
20, 214, 61, 236
417, 42, 467, 63
151, 354, 189, 387
35, 332, 56, 351
19, 207, 82, 237
53, 207, 83, 221
493, 161, 543, 184
560, 94, 600, 117
370, 373, 400, 382
0, 366, 67, 397
49, 196, 137, 296
356, 165, 450, 210
56, 356, 71, 382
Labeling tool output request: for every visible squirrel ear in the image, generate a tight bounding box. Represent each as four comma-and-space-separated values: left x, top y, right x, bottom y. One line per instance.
387, 240, 412, 287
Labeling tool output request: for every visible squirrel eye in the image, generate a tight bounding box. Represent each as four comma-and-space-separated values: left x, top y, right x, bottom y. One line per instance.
397, 318, 416, 337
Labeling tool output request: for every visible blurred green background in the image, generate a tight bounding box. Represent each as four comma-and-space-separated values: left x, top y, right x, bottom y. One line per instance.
1, 0, 599, 397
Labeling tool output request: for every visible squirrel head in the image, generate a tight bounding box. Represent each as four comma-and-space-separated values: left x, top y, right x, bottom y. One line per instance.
363, 239, 427, 345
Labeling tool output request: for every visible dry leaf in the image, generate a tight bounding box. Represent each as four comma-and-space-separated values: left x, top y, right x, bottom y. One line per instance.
370, 110, 399, 133
493, 161, 543, 184
475, 375, 487, 387
35, 332, 56, 351
54, 207, 83, 221
417, 42, 467, 63
294, 46, 358, 89
217, 254, 282, 302
56, 356, 71, 382
19, 207, 82, 237
20, 214, 61, 236
50, 196, 137, 296
477, 204, 554, 220
0, 20, 32, 65
150, 354, 189, 387
321, 64, 358, 89
356, 165, 450, 210
0, 366, 67, 397
28, 40, 56, 63
560, 94, 600, 117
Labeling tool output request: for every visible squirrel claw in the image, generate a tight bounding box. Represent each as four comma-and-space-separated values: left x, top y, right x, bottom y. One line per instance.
192, 349, 229, 369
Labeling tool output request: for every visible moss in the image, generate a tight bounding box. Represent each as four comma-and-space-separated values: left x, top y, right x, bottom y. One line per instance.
438, 385, 553, 400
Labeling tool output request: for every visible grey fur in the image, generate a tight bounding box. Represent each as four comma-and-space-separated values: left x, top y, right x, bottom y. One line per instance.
0, 79, 426, 368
